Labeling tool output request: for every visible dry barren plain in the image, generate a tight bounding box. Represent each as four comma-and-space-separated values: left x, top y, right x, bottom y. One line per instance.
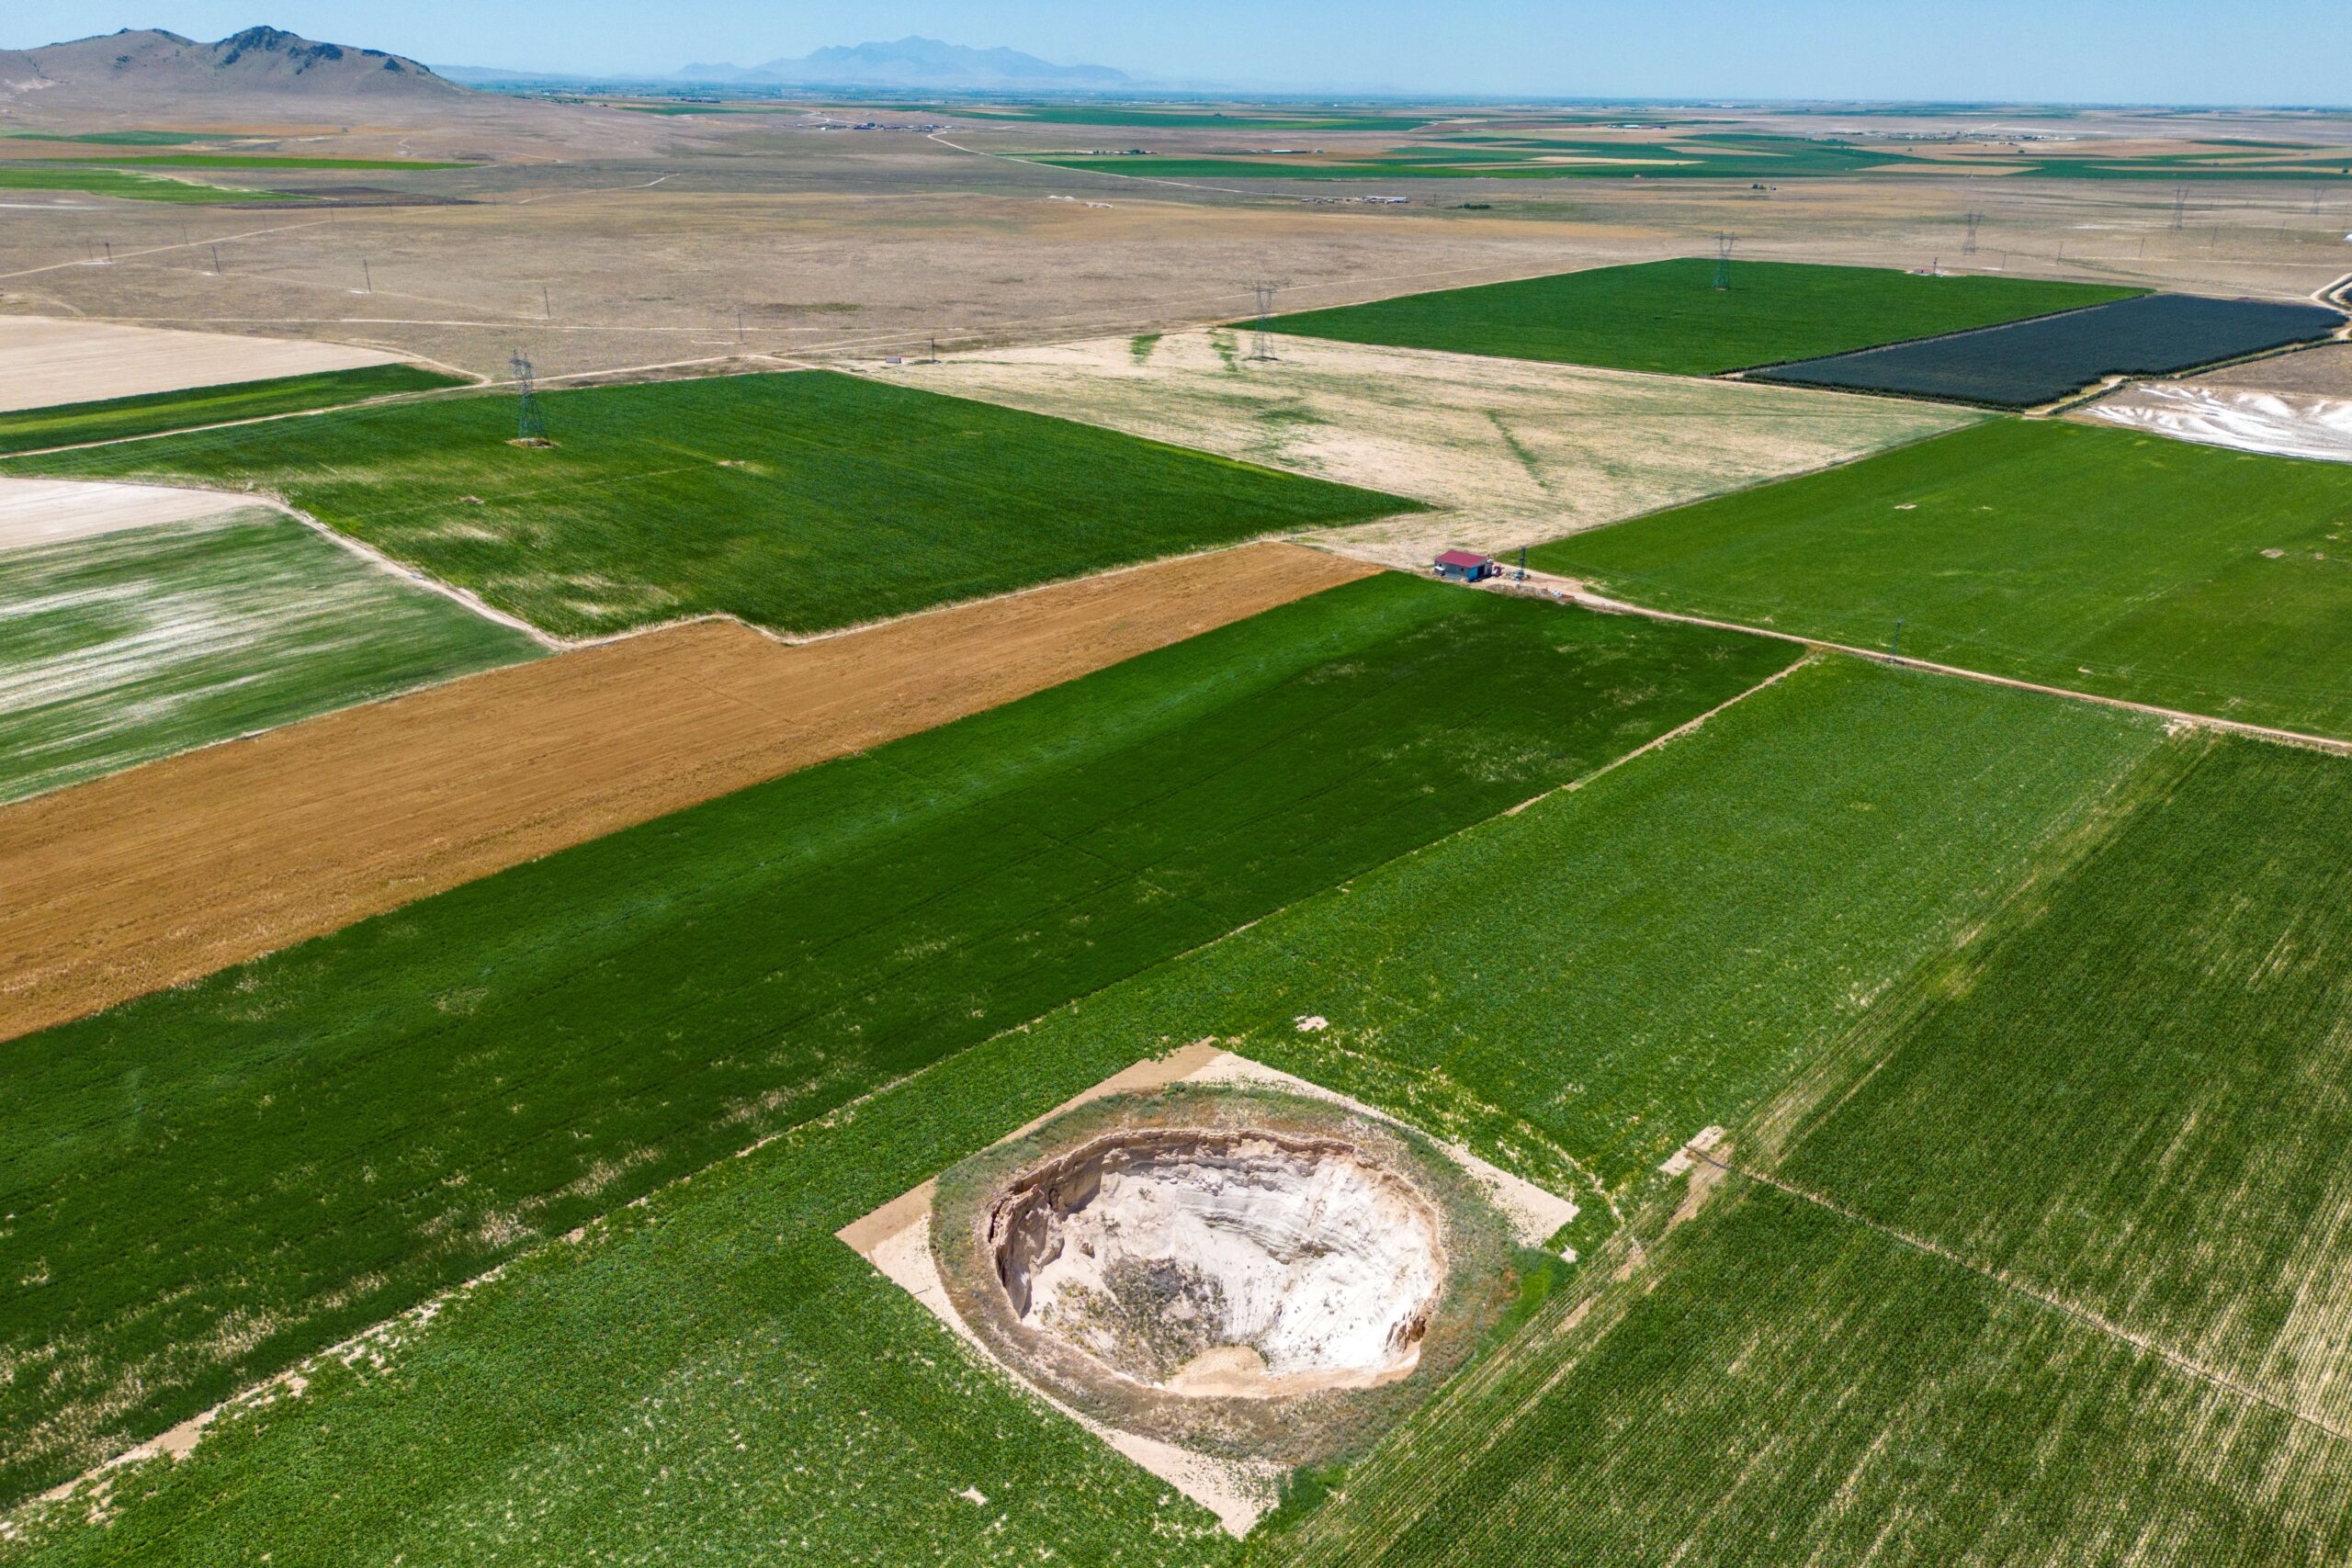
0, 540, 1375, 1043
7, 124, 2351, 382
881, 329, 1974, 566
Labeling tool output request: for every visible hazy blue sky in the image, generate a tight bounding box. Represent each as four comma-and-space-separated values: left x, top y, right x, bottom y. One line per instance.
6, 2, 2345, 104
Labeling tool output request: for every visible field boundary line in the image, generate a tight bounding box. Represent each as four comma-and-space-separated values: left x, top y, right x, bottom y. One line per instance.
1698, 1151, 2352, 1449
1507, 569, 2352, 758
1505, 649, 1815, 817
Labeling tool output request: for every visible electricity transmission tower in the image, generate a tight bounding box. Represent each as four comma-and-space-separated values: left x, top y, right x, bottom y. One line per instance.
1713, 234, 1735, 290
1247, 281, 1281, 361
1962, 211, 1983, 255
510, 349, 548, 444
2172, 186, 2188, 230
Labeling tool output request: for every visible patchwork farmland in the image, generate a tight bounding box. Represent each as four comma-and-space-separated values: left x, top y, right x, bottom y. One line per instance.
9, 48, 2352, 1568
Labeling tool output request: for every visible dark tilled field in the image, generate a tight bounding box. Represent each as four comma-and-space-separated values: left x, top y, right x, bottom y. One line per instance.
1750, 292, 2346, 408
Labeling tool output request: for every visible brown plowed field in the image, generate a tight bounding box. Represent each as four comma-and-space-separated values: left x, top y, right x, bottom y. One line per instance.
0, 541, 1378, 1043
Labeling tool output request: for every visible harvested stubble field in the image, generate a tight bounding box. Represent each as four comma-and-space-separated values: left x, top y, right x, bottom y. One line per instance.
0, 318, 403, 414
2, 370, 1418, 637
0, 573, 1779, 1509
0, 541, 1370, 1047
1258, 258, 2142, 377
1535, 416, 2352, 737
881, 329, 1973, 568
1752, 291, 2347, 408
0, 655, 2211, 1566
0, 364, 464, 456
0, 507, 539, 802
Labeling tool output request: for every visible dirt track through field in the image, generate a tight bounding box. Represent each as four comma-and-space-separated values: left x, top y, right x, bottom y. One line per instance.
0, 542, 1377, 1043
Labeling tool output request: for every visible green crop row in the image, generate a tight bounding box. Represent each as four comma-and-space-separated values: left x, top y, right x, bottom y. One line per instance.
1259, 259, 2140, 378
1, 370, 1419, 638
0, 165, 300, 203
0, 364, 466, 456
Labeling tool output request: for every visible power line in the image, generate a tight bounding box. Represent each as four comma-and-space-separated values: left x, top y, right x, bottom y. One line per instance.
509, 347, 548, 445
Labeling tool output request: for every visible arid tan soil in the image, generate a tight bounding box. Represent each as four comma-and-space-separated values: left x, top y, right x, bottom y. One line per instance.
0, 475, 254, 548
886, 329, 1971, 566
6, 123, 2346, 384
0, 541, 1376, 1043
0, 315, 403, 412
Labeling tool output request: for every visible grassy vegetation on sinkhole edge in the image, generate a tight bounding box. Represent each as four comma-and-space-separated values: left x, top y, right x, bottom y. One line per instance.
0, 573, 1783, 1507
1535, 417, 2352, 737
1, 370, 1421, 638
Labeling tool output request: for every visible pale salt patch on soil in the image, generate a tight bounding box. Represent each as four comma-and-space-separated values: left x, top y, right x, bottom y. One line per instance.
0, 477, 257, 552
0, 317, 400, 413
2083, 382, 2352, 464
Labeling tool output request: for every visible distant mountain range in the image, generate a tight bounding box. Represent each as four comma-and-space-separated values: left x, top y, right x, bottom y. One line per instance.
675, 37, 1131, 91
0, 26, 463, 107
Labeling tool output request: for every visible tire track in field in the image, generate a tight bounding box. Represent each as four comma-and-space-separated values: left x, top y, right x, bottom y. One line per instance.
1694, 1150, 2352, 1449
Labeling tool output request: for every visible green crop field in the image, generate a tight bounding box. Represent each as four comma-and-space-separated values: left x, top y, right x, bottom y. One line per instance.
1265, 728, 2352, 1566
0, 164, 300, 202
1766, 735, 2352, 1427
0, 130, 213, 146
37, 153, 478, 170
0, 365, 465, 456
1258, 259, 2140, 377
1, 371, 1419, 637
1534, 417, 2352, 736
1272, 1177, 2352, 1566
1111, 659, 2159, 1217
0, 576, 1781, 1507
0, 510, 538, 803
0, 651, 2188, 1565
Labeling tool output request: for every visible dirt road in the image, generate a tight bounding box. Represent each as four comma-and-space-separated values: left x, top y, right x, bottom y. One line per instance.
0, 541, 1378, 1043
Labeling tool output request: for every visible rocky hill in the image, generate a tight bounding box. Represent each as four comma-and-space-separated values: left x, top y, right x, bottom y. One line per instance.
0, 27, 466, 109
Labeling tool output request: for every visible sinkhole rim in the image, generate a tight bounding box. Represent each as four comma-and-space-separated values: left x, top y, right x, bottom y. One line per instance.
928, 1082, 1523, 1466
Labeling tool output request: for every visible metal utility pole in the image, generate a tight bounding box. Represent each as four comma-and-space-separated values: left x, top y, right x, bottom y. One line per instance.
1516, 545, 1528, 582
1891, 618, 1905, 660
1247, 281, 1280, 361
211, 244, 222, 275
362, 258, 373, 294
1713, 233, 1735, 289
102, 241, 113, 265
510, 348, 548, 444
542, 284, 552, 320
